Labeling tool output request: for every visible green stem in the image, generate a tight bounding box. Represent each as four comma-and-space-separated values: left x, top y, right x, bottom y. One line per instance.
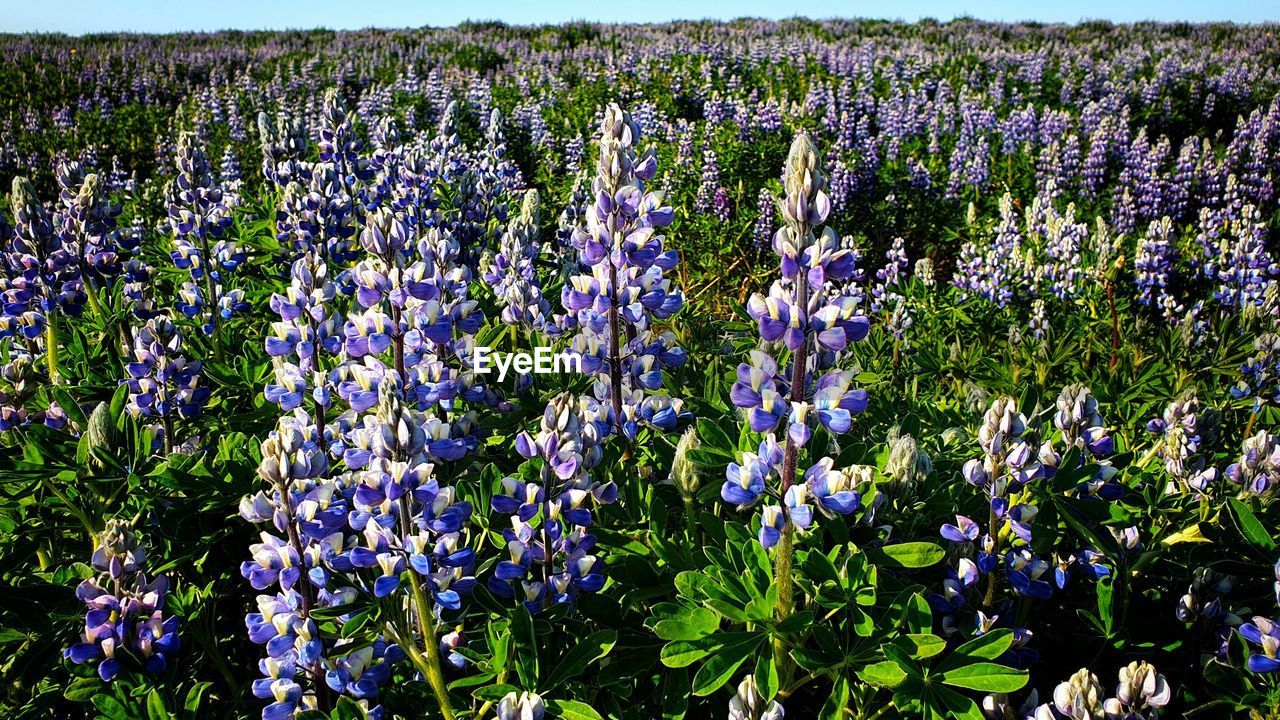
405, 561, 457, 720
197, 234, 224, 361
1244, 410, 1258, 442
44, 316, 60, 384
865, 701, 897, 720
82, 274, 105, 323
774, 272, 810, 681
773, 523, 796, 679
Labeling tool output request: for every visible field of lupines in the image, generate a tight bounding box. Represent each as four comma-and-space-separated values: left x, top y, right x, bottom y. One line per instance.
1, 16, 1279, 720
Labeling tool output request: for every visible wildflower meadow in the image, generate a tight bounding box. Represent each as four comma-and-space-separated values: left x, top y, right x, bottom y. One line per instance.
1, 17, 1279, 720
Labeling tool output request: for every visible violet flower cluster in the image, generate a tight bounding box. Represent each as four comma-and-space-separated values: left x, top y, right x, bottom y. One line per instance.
484, 190, 550, 329
931, 395, 1095, 657
1145, 392, 1217, 494
489, 393, 613, 612
121, 314, 210, 449
561, 103, 687, 440
167, 131, 244, 336
64, 520, 180, 682
1234, 333, 1280, 413
723, 132, 871, 549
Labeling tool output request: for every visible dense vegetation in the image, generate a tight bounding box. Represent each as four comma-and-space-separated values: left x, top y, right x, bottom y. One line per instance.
1, 17, 1279, 720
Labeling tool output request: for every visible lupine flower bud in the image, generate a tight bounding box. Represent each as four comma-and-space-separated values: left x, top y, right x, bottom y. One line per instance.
728, 675, 784, 720
94, 519, 146, 579
671, 426, 701, 501
497, 691, 545, 720
1052, 668, 1105, 720
1110, 661, 1171, 713
886, 431, 932, 487
85, 401, 113, 467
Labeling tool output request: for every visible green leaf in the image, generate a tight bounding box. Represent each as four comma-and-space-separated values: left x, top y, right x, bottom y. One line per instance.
473, 684, 521, 701
332, 696, 368, 720
820, 675, 850, 720
691, 634, 766, 696
774, 610, 814, 635
1229, 498, 1276, 552
896, 633, 947, 659
936, 629, 1014, 672
544, 630, 618, 691
511, 605, 539, 689
696, 418, 734, 451
858, 660, 909, 688
937, 662, 1029, 692
147, 690, 169, 720
92, 695, 131, 720
545, 699, 605, 720
936, 687, 986, 720
183, 682, 212, 714
63, 677, 100, 702
654, 607, 720, 641
870, 542, 945, 568
754, 650, 779, 701
903, 592, 933, 634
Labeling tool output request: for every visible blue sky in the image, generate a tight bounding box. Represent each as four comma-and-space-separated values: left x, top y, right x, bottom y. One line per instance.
2, 0, 1274, 35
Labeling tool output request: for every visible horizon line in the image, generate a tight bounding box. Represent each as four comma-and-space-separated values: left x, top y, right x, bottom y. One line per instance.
4, 14, 1279, 38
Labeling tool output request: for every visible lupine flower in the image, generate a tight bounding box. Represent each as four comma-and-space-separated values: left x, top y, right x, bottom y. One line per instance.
122, 314, 210, 432
489, 393, 613, 611
1049, 668, 1105, 720
561, 103, 686, 439
167, 131, 241, 335
728, 675, 784, 720
932, 396, 1054, 649
497, 691, 545, 720
1107, 661, 1171, 717
1233, 333, 1280, 412
484, 189, 549, 329
1241, 617, 1280, 673
1146, 392, 1212, 490
65, 520, 179, 682
1224, 431, 1280, 496
727, 131, 870, 548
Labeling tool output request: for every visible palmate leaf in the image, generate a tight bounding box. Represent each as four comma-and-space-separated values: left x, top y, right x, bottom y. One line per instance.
691, 632, 766, 696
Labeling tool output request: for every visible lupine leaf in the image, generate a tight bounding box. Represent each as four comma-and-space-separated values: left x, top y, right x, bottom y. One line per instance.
691, 633, 766, 696
858, 660, 909, 688
544, 630, 619, 691
545, 699, 605, 720
937, 662, 1029, 692
870, 541, 945, 568
511, 605, 539, 688
1229, 498, 1276, 551
936, 629, 1014, 672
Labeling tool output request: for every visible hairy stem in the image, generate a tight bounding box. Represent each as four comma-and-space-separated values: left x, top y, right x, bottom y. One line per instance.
44, 315, 60, 384
774, 274, 810, 678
